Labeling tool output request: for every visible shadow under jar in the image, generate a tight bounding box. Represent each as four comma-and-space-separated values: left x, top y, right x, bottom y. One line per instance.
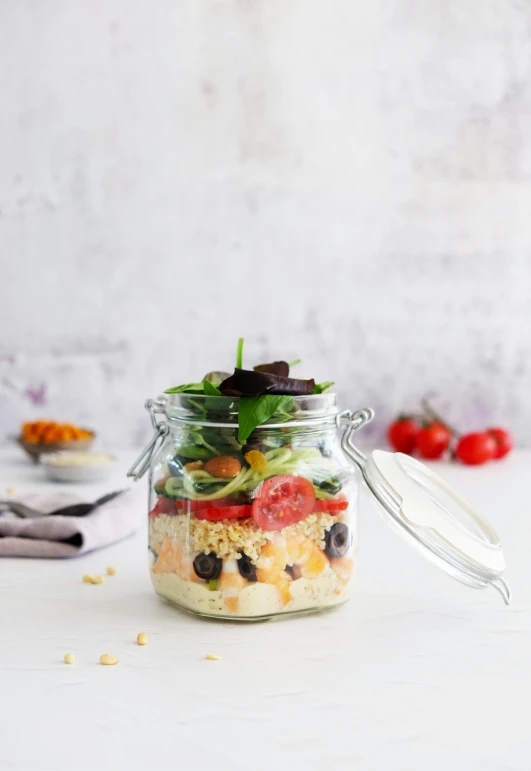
137, 393, 359, 621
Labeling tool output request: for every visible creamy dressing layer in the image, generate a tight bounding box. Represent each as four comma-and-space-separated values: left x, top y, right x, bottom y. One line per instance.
150, 570, 351, 618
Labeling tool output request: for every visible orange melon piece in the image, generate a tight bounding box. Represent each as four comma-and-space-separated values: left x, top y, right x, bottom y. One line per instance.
224, 597, 239, 613
256, 541, 289, 584
277, 575, 293, 606
178, 553, 200, 582
331, 556, 354, 593
285, 535, 303, 565
219, 564, 247, 613
152, 536, 183, 574
300, 544, 329, 579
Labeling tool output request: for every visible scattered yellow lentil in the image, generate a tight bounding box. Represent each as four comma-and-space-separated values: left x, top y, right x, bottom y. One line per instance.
64, 653, 75, 665
99, 654, 118, 666
83, 574, 104, 584
206, 653, 222, 661
137, 633, 148, 646
106, 566, 117, 576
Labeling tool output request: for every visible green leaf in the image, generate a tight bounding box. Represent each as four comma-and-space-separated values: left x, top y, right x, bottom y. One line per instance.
165, 382, 204, 394
191, 430, 221, 456
313, 475, 342, 494
203, 380, 221, 396
313, 381, 335, 394
288, 358, 301, 368
236, 338, 244, 369
275, 396, 295, 420
203, 371, 230, 386
175, 444, 213, 460
238, 395, 293, 443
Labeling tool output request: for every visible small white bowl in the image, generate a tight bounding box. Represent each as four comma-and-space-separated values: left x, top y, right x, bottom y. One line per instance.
40, 452, 116, 483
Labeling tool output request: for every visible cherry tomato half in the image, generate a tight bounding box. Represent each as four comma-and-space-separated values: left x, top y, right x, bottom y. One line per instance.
175, 498, 245, 511
415, 423, 452, 460
487, 427, 513, 460
195, 505, 253, 521
149, 497, 177, 518
455, 432, 497, 466
387, 418, 420, 455
313, 495, 349, 513
252, 475, 316, 531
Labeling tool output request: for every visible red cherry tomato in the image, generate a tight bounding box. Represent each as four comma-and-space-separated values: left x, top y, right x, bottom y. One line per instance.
195, 505, 252, 521
415, 423, 452, 460
252, 475, 316, 531
149, 497, 177, 518
176, 498, 243, 512
387, 418, 420, 455
487, 427, 513, 460
455, 432, 497, 465
313, 495, 349, 513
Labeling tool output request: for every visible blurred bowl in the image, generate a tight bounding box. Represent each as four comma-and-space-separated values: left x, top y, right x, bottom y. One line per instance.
40, 451, 116, 483
16, 431, 95, 462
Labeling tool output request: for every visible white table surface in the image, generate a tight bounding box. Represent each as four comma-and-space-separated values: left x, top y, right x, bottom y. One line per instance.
1, 447, 530, 771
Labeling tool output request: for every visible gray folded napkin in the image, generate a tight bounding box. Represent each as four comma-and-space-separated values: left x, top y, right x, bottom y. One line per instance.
0, 488, 144, 557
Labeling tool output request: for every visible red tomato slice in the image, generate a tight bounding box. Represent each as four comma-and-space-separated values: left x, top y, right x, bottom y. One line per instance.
149, 497, 177, 518
252, 475, 316, 531
176, 498, 243, 512
313, 495, 348, 513
195, 505, 252, 521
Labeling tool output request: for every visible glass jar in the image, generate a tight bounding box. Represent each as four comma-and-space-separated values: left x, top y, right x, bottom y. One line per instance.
132, 393, 361, 620
129, 395, 511, 620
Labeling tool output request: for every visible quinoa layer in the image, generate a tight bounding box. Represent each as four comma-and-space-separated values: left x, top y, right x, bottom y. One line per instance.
150, 511, 338, 564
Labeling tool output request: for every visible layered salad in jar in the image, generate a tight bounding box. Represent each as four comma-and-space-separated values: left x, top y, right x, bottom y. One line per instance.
148, 342, 357, 619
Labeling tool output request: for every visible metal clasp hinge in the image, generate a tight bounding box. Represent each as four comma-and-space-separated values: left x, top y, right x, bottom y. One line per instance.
127, 399, 169, 481
336, 407, 374, 470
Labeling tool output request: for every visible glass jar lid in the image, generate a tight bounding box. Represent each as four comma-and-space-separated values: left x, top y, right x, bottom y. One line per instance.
339, 409, 510, 604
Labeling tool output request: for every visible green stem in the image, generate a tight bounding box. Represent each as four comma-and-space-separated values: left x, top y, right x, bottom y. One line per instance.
421, 396, 460, 438
236, 338, 244, 369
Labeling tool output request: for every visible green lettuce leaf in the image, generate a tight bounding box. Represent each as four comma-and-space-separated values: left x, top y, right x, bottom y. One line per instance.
238, 395, 293, 443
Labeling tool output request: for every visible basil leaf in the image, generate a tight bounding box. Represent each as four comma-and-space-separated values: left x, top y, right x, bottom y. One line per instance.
203, 380, 221, 396
165, 383, 204, 394
275, 396, 295, 419
313, 381, 335, 394
238, 395, 292, 443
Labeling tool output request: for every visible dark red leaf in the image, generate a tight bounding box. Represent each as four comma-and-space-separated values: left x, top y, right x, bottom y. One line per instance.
253, 361, 290, 377
219, 368, 315, 397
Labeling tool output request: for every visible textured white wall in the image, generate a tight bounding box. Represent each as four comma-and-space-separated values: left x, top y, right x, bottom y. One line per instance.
1, 1, 530, 447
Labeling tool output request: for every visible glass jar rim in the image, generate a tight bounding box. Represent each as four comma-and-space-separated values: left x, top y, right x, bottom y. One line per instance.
160, 392, 339, 428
